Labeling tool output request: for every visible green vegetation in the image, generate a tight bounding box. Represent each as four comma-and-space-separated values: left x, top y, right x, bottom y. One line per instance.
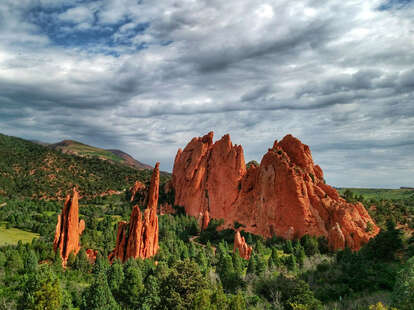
0, 139, 413, 309
337, 188, 414, 201
0, 222, 39, 246
51, 140, 125, 164
0, 133, 170, 199
338, 188, 414, 231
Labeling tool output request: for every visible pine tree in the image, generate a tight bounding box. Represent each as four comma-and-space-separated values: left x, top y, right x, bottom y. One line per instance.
229, 290, 247, 310
74, 248, 90, 273
142, 275, 161, 309
268, 255, 274, 270
193, 289, 212, 310
271, 247, 281, 267
82, 272, 119, 310
211, 284, 228, 309
189, 242, 196, 258
18, 266, 62, 310
196, 250, 209, 275
232, 251, 244, 278
284, 240, 294, 254
392, 257, 414, 310
286, 254, 297, 272
295, 244, 306, 268
25, 249, 38, 273
67, 251, 76, 268
247, 255, 256, 274
108, 259, 124, 299
120, 260, 144, 308
93, 252, 109, 275
255, 255, 266, 276
53, 251, 63, 273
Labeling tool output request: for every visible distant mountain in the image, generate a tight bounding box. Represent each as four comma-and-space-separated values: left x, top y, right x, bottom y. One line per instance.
0, 133, 164, 200
106, 149, 152, 170
49, 140, 152, 170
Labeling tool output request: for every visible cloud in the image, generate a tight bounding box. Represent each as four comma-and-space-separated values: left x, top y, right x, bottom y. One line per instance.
0, 0, 413, 187
59, 6, 95, 25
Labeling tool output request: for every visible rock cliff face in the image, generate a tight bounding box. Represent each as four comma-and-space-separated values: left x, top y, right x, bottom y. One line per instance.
53, 188, 85, 264
109, 163, 160, 262
172, 132, 379, 250
234, 231, 252, 259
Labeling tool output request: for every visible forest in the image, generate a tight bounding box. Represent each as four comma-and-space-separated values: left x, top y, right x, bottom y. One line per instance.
0, 185, 412, 309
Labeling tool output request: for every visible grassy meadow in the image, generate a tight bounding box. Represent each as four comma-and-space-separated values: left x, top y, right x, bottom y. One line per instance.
0, 222, 39, 246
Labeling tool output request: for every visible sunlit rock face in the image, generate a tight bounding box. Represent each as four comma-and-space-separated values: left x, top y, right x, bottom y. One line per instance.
172, 132, 379, 251
109, 163, 160, 262
53, 188, 85, 264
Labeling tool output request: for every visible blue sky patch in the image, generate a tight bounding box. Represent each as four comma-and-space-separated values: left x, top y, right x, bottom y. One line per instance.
26, 5, 150, 53
378, 0, 413, 10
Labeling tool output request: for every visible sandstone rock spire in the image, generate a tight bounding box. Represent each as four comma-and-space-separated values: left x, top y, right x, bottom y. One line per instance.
234, 231, 252, 259
53, 188, 85, 264
109, 163, 160, 262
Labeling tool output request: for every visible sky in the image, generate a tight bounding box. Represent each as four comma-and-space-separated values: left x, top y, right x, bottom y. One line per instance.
0, 0, 413, 188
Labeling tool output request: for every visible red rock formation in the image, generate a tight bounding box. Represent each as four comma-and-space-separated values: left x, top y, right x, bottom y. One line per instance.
234, 231, 252, 259
109, 163, 160, 262
53, 188, 85, 264
130, 180, 146, 202
172, 132, 379, 251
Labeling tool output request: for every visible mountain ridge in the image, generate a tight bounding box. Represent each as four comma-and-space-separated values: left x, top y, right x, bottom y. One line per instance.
48, 139, 152, 170
0, 133, 160, 200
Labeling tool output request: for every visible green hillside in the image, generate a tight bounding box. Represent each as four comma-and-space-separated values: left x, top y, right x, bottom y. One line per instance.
0, 133, 163, 200
49, 140, 152, 170
337, 188, 414, 200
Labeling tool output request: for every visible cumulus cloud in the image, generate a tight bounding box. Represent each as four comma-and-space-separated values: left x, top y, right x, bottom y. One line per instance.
0, 0, 413, 187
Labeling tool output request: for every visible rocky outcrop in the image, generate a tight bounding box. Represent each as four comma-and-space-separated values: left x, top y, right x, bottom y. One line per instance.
234, 231, 252, 259
172, 132, 379, 251
130, 180, 146, 202
109, 163, 160, 262
53, 188, 85, 264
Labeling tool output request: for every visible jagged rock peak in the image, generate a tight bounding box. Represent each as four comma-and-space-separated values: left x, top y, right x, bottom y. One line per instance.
147, 162, 160, 211
53, 188, 85, 264
171, 132, 379, 251
109, 163, 160, 262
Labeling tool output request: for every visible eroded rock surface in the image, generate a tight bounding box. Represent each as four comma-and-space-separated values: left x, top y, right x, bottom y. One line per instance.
109, 163, 160, 262
53, 188, 85, 264
172, 132, 379, 250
